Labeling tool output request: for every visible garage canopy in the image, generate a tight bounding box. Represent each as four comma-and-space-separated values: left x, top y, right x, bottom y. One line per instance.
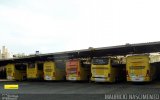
1, 41, 160, 65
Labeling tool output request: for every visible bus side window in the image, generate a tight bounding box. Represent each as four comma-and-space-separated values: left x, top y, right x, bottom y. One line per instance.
80, 61, 83, 66
55, 62, 65, 69
15, 64, 27, 70
111, 60, 115, 65
37, 63, 43, 70
80, 61, 86, 68
28, 63, 35, 68
111, 59, 119, 67
110, 60, 113, 64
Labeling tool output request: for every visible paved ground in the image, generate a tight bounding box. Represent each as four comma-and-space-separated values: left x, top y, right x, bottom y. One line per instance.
0, 81, 160, 100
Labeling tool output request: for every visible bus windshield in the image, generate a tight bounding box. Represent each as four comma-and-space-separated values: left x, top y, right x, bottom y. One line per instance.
67, 68, 77, 74
15, 64, 27, 70
28, 63, 35, 68
92, 58, 109, 65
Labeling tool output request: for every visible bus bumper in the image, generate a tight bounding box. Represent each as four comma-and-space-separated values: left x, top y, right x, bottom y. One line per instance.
66, 77, 81, 81
44, 76, 53, 80
127, 76, 151, 82
91, 77, 110, 82
7, 76, 14, 80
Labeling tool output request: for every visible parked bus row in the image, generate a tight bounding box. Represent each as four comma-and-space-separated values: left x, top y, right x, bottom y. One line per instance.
4, 54, 160, 82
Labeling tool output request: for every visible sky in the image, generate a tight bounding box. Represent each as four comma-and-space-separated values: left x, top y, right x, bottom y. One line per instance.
0, 0, 160, 55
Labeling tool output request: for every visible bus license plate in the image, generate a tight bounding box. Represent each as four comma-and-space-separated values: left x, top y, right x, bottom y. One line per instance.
7, 76, 13, 80
131, 77, 144, 82
95, 78, 106, 82
69, 77, 76, 80
45, 76, 52, 80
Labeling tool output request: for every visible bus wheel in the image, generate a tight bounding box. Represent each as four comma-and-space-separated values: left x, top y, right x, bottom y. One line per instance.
115, 77, 119, 82
23, 76, 27, 81
63, 76, 66, 81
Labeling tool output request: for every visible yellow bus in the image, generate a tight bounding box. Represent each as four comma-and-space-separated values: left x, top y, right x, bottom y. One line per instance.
126, 55, 157, 82
43, 60, 65, 81
91, 57, 126, 82
66, 59, 91, 81
27, 62, 43, 80
6, 63, 27, 81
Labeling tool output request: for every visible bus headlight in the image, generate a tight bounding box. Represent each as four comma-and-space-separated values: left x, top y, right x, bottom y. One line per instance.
92, 69, 96, 74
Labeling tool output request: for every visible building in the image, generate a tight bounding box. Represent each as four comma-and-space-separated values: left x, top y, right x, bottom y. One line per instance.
0, 46, 10, 59
13, 53, 26, 58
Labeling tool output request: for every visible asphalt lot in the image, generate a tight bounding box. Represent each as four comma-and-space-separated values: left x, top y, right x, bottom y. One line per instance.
0, 81, 160, 100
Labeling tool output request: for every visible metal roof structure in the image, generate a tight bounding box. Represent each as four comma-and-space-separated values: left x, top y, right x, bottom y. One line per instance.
1, 41, 160, 66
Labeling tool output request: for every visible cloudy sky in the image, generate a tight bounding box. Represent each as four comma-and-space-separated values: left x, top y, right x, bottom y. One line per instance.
0, 0, 160, 55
